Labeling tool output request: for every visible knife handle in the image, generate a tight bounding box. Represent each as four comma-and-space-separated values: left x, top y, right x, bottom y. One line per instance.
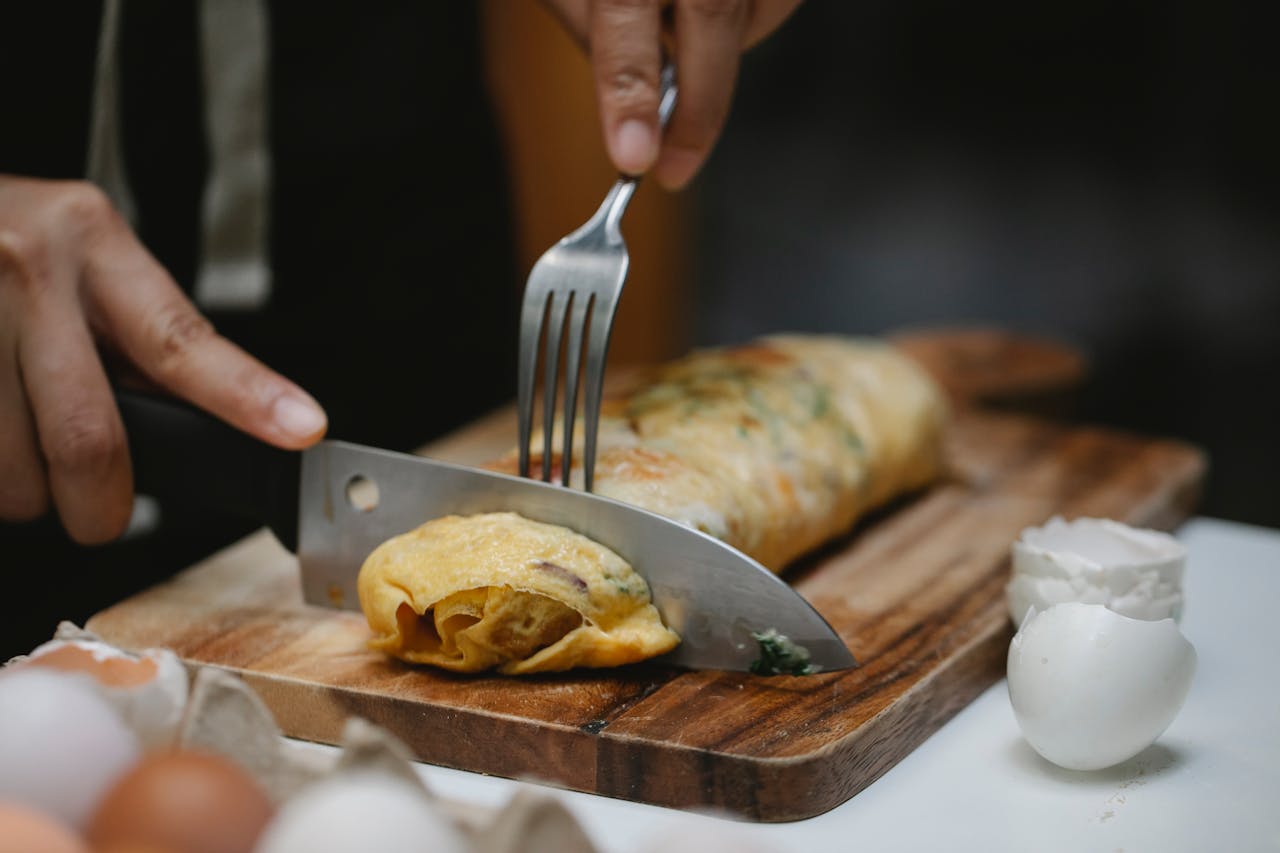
115, 390, 300, 552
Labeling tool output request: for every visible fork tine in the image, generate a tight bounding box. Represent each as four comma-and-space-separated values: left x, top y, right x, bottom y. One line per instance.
516, 58, 675, 490
516, 289, 548, 479
560, 293, 592, 487
540, 291, 570, 482
581, 293, 620, 492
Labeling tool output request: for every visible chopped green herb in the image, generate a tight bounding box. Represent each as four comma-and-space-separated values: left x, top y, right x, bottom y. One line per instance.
746, 388, 785, 446
749, 628, 815, 676
811, 385, 831, 419
612, 581, 639, 596
602, 571, 642, 597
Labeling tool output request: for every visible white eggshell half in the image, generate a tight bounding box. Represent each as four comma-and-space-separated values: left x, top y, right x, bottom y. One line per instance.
254, 772, 467, 853
0, 668, 141, 828
1007, 602, 1196, 770
16, 637, 189, 750
1007, 516, 1186, 625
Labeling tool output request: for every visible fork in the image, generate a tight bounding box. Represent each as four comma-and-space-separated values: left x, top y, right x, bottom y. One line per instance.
517, 60, 678, 491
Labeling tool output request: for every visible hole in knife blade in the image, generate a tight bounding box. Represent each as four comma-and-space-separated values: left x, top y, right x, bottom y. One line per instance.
345, 474, 379, 512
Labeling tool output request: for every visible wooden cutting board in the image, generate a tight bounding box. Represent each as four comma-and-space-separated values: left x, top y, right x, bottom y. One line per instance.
86, 330, 1205, 822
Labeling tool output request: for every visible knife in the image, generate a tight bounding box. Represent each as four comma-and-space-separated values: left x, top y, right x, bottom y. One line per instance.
116, 391, 856, 674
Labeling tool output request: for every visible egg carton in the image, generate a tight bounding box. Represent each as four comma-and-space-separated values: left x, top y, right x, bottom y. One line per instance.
11, 622, 606, 853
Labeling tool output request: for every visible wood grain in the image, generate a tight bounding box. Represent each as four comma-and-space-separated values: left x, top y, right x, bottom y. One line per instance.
86, 331, 1206, 822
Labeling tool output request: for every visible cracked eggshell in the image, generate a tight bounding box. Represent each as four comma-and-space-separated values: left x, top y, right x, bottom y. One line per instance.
1007, 516, 1186, 625
1007, 602, 1196, 771
10, 637, 189, 749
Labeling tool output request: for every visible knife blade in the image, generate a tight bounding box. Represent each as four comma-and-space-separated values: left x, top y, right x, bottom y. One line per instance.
116, 391, 856, 674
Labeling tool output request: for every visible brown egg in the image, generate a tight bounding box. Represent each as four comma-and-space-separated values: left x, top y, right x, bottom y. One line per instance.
16, 642, 158, 687
0, 801, 91, 853
86, 751, 274, 853
94, 843, 184, 853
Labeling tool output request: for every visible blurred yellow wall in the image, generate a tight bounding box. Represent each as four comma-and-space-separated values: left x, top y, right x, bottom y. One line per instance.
480, 0, 692, 367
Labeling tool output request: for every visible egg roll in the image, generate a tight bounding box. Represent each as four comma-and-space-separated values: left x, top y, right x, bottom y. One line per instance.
358, 513, 679, 674
358, 334, 947, 673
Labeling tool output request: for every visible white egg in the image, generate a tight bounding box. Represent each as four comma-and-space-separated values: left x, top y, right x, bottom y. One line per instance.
254, 772, 468, 853
12, 637, 189, 749
1007, 516, 1186, 625
1007, 602, 1196, 770
0, 668, 141, 828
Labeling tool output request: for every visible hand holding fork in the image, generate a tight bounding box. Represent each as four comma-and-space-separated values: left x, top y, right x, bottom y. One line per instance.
516, 61, 677, 492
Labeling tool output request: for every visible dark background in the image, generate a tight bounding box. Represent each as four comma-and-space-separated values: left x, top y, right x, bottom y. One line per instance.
1, 2, 516, 659
2, 1, 1277, 660
693, 1, 1279, 528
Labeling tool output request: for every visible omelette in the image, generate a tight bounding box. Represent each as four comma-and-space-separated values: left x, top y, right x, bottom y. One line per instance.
358, 513, 679, 674
358, 334, 948, 674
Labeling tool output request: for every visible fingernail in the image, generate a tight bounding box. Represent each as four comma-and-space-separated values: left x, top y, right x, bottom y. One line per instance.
273, 392, 327, 440
613, 119, 657, 175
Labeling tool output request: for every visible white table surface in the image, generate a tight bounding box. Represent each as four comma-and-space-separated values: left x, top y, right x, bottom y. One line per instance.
296, 516, 1280, 852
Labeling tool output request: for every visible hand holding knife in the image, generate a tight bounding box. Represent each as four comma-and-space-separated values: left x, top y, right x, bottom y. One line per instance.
116, 391, 856, 674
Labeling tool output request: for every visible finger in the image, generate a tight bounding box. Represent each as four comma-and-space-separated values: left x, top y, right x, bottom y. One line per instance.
17, 290, 133, 544
741, 0, 804, 49
656, 0, 750, 189
590, 0, 665, 176
538, 0, 590, 49
0, 348, 48, 521
82, 219, 327, 450
0, 239, 50, 521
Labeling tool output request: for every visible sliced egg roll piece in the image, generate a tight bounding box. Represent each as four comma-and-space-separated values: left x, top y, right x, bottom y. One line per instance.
357, 512, 680, 674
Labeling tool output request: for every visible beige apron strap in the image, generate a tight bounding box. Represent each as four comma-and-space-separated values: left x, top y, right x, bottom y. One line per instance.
194, 0, 272, 310
86, 0, 137, 224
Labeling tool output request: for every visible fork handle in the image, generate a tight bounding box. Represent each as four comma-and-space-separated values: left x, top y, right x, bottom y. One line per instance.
656, 59, 677, 131
600, 179, 639, 240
